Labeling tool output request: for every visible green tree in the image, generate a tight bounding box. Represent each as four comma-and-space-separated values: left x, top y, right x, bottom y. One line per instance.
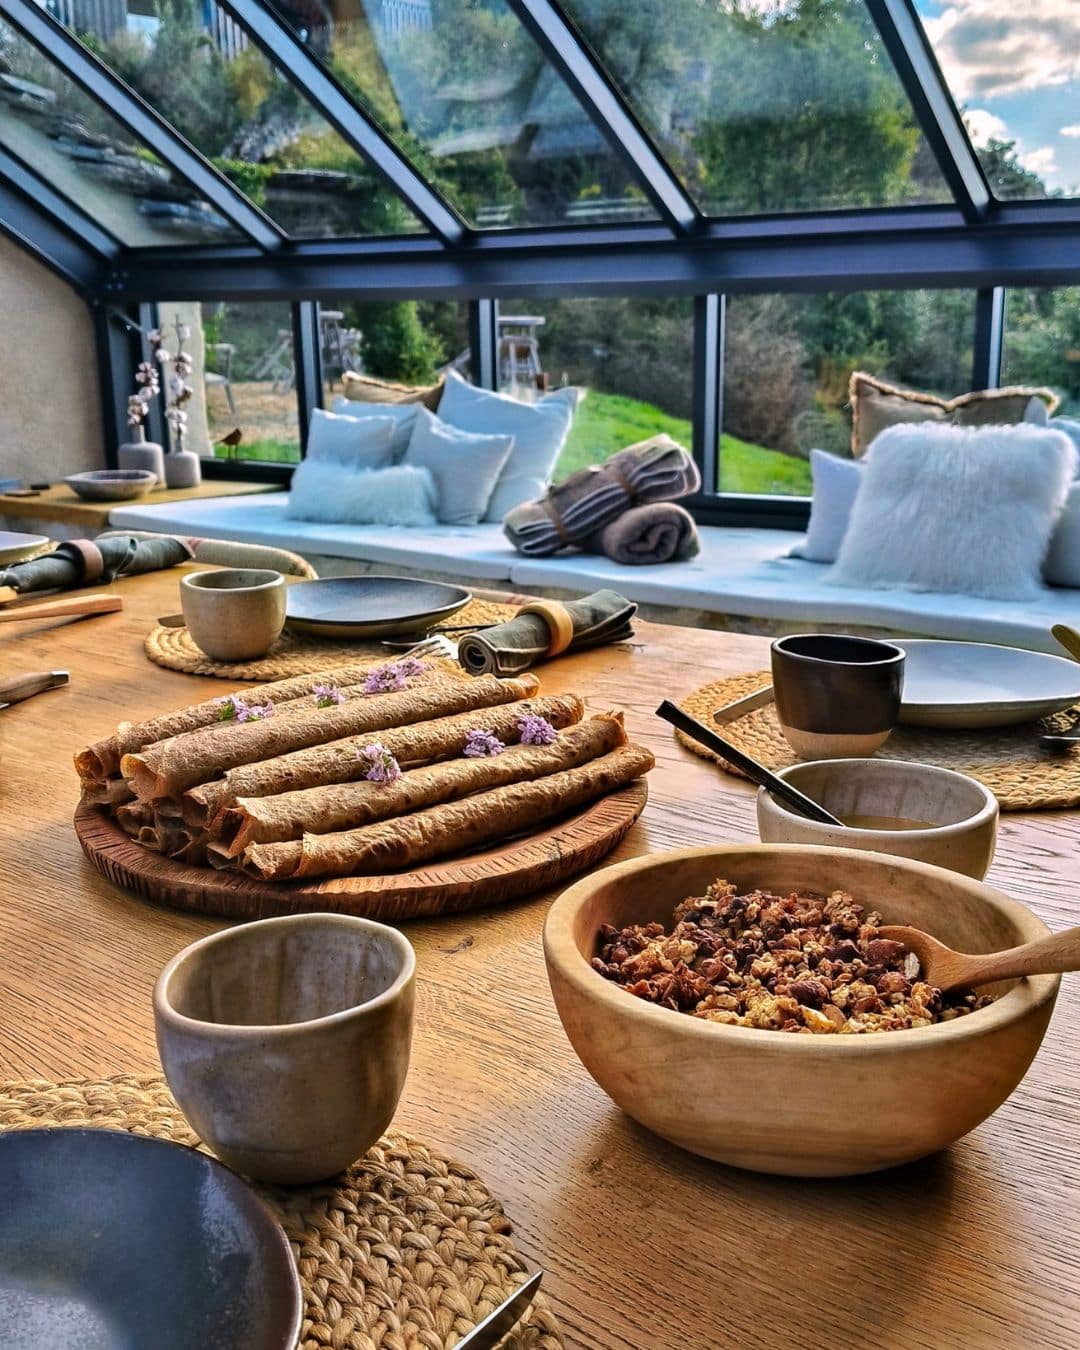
354, 303, 443, 383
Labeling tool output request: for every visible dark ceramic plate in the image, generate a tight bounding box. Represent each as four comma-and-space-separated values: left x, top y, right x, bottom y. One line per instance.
285, 575, 471, 639
0, 1129, 302, 1350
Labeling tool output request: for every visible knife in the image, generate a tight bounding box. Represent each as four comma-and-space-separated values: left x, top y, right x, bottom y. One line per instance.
456, 1271, 542, 1349
0, 670, 69, 710
713, 684, 774, 726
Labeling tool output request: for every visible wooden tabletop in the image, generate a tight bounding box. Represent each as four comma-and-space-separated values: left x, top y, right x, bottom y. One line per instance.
1, 569, 1078, 1350
0, 479, 277, 529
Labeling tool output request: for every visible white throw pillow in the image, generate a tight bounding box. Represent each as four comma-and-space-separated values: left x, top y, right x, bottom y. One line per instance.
827, 423, 1077, 601
287, 459, 436, 527
789, 450, 864, 563
330, 395, 418, 458
1048, 416, 1080, 468
1046, 481, 1080, 587
306, 407, 397, 469
402, 407, 513, 526
437, 369, 575, 521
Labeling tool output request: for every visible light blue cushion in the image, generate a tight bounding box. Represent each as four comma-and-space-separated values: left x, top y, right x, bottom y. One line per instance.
789, 450, 863, 563
330, 395, 419, 458
437, 370, 574, 521
306, 408, 397, 469
402, 407, 513, 526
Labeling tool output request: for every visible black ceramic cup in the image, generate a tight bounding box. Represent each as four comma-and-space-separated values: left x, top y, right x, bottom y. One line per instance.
770, 634, 905, 759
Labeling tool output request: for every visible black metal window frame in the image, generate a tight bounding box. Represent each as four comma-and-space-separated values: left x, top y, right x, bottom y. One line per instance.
0, 0, 1077, 522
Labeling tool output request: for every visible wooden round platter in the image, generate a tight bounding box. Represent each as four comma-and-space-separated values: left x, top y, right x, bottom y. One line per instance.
74, 784, 648, 924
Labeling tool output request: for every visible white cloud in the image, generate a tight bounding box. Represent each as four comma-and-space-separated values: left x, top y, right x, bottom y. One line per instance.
1020, 145, 1058, 176
963, 108, 1009, 145
1062, 125, 1080, 139
922, 1, 1080, 101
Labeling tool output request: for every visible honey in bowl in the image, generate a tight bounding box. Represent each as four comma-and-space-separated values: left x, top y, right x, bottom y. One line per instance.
841, 814, 939, 832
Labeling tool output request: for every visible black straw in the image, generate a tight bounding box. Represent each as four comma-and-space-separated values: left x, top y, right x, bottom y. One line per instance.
656, 700, 846, 828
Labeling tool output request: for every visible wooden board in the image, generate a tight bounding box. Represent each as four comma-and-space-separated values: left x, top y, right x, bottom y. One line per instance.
74, 783, 648, 923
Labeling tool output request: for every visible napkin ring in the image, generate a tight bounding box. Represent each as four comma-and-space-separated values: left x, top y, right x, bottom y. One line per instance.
518, 600, 574, 657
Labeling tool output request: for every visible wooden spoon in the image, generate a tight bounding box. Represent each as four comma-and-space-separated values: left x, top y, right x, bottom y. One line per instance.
878, 923, 1080, 994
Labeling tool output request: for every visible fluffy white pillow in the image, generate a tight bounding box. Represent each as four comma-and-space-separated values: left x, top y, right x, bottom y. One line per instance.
789, 450, 863, 563
402, 407, 513, 526
306, 407, 396, 469
437, 370, 575, 521
827, 423, 1078, 601
287, 459, 436, 527
330, 395, 418, 458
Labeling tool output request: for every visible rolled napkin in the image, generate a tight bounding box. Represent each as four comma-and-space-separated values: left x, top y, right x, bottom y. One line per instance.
588, 502, 700, 565
503, 435, 701, 556
0, 534, 193, 595
457, 589, 636, 677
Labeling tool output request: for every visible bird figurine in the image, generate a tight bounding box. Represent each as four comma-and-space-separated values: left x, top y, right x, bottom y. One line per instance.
214, 428, 243, 460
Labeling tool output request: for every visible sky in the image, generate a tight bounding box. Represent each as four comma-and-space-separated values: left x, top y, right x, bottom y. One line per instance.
913, 0, 1080, 195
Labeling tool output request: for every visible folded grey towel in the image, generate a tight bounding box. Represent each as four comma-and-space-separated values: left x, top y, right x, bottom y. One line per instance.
589, 502, 700, 565
504, 435, 700, 556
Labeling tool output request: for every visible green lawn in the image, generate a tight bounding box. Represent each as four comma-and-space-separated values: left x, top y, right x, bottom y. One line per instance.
213, 438, 299, 465
553, 390, 812, 496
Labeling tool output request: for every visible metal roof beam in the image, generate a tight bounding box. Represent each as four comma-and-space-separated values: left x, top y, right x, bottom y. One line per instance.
0, 167, 105, 293
0, 0, 285, 251
865, 0, 991, 223
222, 0, 466, 246
0, 144, 119, 262
504, 0, 699, 235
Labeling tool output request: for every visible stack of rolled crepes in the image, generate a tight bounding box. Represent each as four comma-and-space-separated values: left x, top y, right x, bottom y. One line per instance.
75, 661, 654, 883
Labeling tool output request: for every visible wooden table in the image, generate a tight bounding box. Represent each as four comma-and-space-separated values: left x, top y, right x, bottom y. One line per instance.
0, 480, 277, 531
2, 570, 1078, 1350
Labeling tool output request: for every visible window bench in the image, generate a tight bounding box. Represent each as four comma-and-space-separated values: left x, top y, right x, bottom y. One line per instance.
108, 493, 1080, 654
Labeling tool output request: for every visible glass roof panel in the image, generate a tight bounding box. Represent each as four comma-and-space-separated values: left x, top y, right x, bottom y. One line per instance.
0, 18, 242, 246
559, 0, 953, 218
913, 1, 1080, 200
271, 0, 659, 229
54, 0, 424, 238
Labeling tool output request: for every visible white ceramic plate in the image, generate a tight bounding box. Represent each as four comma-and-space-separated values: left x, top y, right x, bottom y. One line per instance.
898, 640, 1080, 729
0, 530, 50, 567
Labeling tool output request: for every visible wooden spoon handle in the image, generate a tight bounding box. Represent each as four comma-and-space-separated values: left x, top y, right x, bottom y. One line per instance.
0, 594, 121, 624
965, 926, 1080, 985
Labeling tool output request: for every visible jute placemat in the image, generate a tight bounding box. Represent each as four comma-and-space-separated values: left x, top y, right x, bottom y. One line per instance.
145, 598, 519, 681
679, 670, 1080, 812
0, 1073, 561, 1350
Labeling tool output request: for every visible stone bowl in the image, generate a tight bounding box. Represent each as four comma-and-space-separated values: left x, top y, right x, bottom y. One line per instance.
64, 469, 158, 501
544, 844, 1058, 1177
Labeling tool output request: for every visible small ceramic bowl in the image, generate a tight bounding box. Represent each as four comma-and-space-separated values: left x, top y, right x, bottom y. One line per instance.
771, 633, 905, 758
756, 758, 998, 879
180, 567, 286, 661
154, 913, 416, 1184
64, 469, 158, 501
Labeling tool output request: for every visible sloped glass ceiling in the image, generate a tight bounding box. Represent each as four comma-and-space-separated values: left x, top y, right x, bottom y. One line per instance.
913, 1, 1080, 200
0, 17, 242, 246
561, 0, 954, 217
50, 0, 424, 238
271, 0, 659, 228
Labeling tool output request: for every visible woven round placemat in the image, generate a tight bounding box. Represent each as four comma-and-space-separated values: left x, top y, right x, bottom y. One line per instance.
679, 670, 1080, 812
0, 1073, 561, 1350
145, 598, 519, 681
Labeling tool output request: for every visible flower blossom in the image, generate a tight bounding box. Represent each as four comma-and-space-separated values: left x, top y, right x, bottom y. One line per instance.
463, 728, 504, 758
237, 700, 274, 722
215, 694, 244, 721
361, 659, 425, 694
313, 683, 345, 708
518, 713, 557, 745
359, 742, 401, 784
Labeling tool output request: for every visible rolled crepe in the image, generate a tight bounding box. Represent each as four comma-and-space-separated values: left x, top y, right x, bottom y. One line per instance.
184, 693, 582, 831
75, 659, 459, 783
123, 674, 539, 801
215, 714, 623, 858
82, 775, 137, 807
240, 742, 653, 881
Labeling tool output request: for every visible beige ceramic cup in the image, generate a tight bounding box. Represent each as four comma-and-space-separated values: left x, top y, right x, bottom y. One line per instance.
180, 567, 286, 661
154, 913, 416, 1184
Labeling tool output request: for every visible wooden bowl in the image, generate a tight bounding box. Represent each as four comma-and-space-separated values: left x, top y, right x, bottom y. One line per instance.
756, 759, 998, 879
544, 845, 1059, 1176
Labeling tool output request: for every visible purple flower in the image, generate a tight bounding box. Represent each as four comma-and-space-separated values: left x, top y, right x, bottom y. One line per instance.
463, 729, 505, 758
215, 694, 244, 721
359, 742, 401, 784
395, 656, 428, 678
518, 713, 557, 746
237, 700, 274, 723
313, 682, 345, 708
361, 658, 427, 695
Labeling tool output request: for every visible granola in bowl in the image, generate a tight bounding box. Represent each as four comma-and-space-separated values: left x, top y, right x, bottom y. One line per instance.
592, 880, 993, 1034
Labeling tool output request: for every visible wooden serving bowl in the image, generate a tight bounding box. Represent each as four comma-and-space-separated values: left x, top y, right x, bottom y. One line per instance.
544, 845, 1059, 1176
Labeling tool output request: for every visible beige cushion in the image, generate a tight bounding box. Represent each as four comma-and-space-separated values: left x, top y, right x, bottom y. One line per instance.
849, 372, 1060, 456
340, 370, 444, 411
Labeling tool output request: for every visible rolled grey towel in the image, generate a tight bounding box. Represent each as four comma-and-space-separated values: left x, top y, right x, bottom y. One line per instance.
589, 502, 700, 565
504, 435, 700, 556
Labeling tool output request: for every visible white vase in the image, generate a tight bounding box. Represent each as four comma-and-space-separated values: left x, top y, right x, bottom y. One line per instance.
164, 448, 202, 489
117, 434, 165, 484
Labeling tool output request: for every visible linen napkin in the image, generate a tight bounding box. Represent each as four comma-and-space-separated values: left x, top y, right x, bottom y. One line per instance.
457, 589, 637, 676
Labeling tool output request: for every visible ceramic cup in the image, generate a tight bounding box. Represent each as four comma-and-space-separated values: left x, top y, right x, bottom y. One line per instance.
771, 633, 905, 759
154, 913, 416, 1185
180, 567, 286, 661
